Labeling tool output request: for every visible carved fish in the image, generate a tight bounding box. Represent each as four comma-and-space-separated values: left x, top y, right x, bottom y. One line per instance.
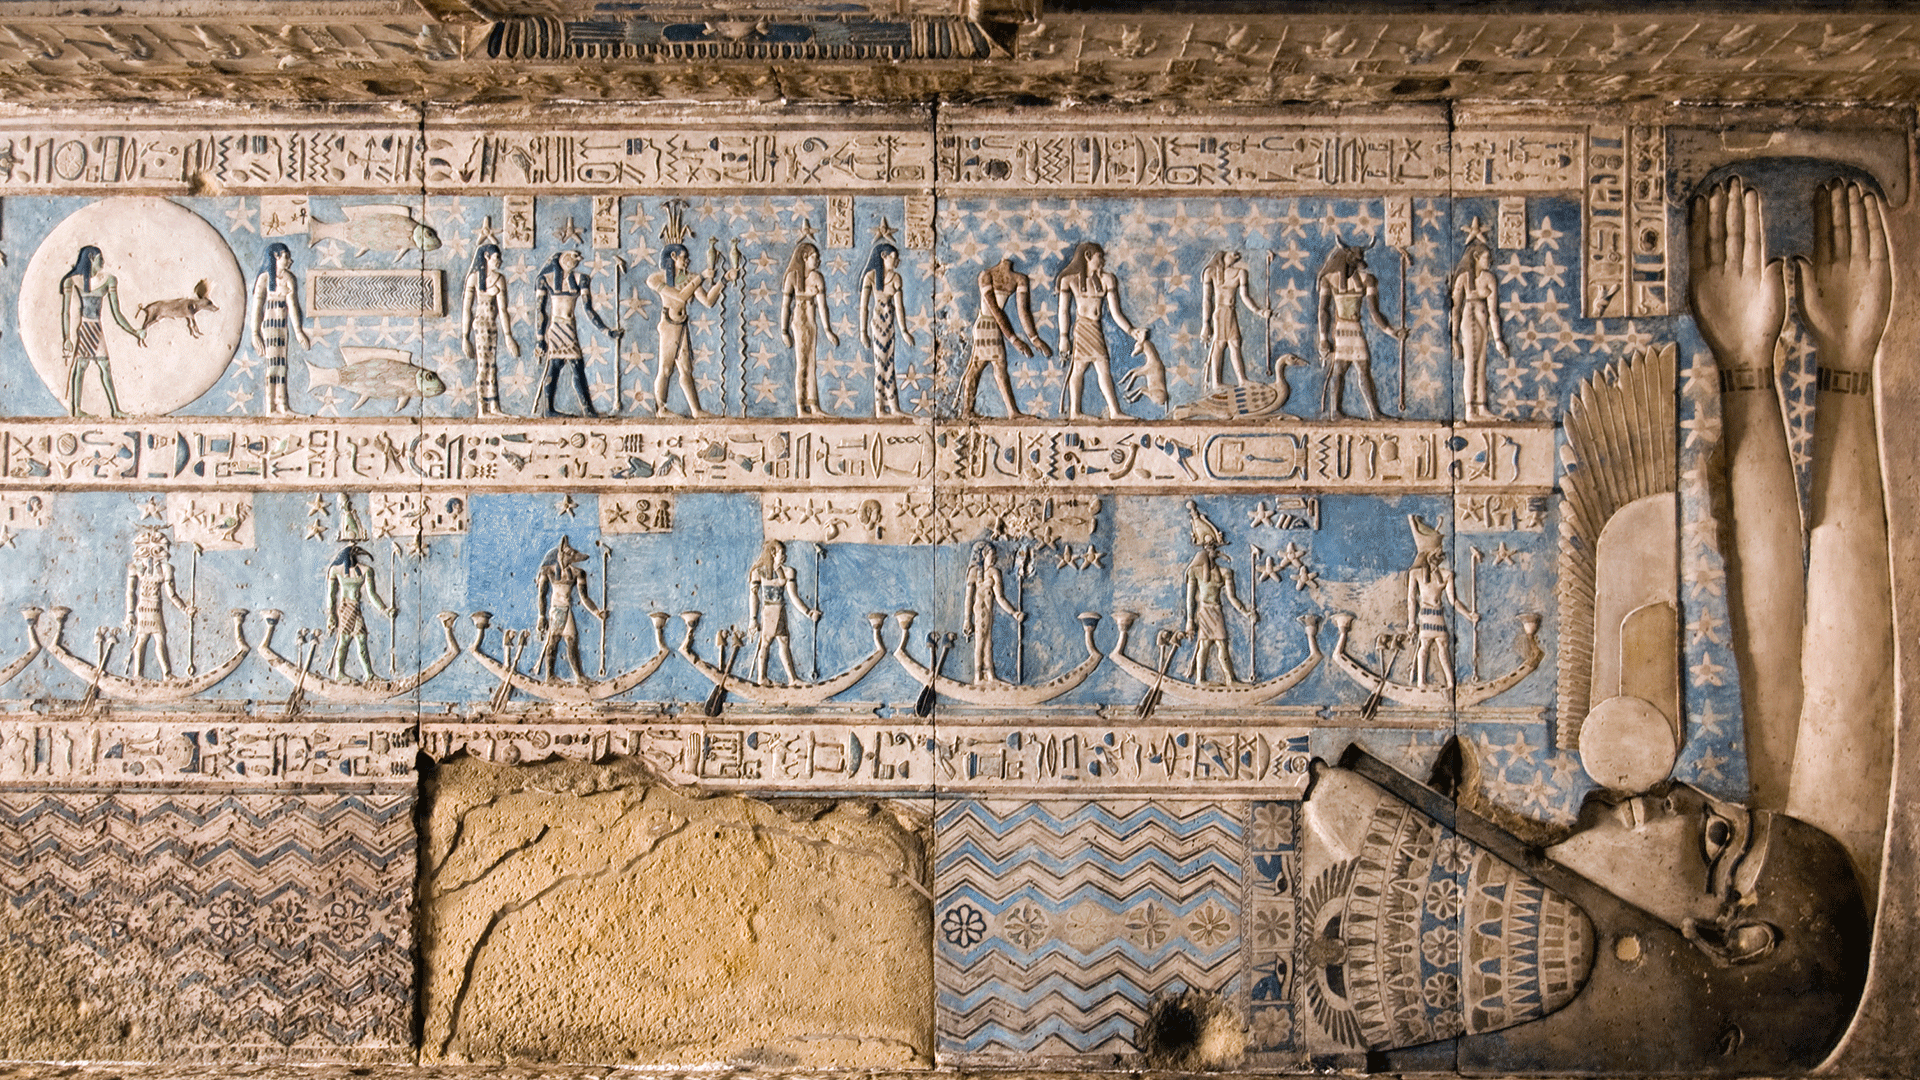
307, 347, 445, 410
308, 204, 441, 256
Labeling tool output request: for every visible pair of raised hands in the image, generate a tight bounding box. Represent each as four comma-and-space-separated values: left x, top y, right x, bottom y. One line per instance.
1689, 176, 1892, 375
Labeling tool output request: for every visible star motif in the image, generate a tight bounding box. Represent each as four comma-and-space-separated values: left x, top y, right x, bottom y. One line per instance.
1055, 545, 1075, 569
0, 526, 15, 549
1078, 547, 1106, 570
1248, 501, 1276, 528
1490, 541, 1518, 565
408, 533, 432, 558
306, 520, 328, 540
1691, 748, 1729, 783
799, 219, 817, 243
475, 214, 501, 246
874, 218, 898, 243
1694, 699, 1729, 738
1532, 215, 1565, 251
1276, 542, 1308, 571
1255, 556, 1282, 583
557, 494, 579, 517
1461, 216, 1489, 246
224, 201, 258, 235
1292, 565, 1319, 591
1545, 752, 1584, 792
554, 217, 585, 244
138, 497, 166, 521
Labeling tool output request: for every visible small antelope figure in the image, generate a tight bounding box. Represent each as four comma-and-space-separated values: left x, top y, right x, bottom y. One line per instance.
135, 280, 217, 339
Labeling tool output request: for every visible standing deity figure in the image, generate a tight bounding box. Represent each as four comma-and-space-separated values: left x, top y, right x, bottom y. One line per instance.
963, 541, 1024, 686
461, 244, 519, 417
646, 243, 725, 418
326, 544, 393, 683
1449, 241, 1510, 421
859, 243, 914, 417
1316, 241, 1404, 419
248, 243, 310, 416
779, 241, 839, 416
1405, 514, 1477, 688
535, 536, 603, 682
534, 250, 622, 418
961, 257, 1051, 419
61, 245, 145, 419
1201, 250, 1271, 389
1183, 502, 1255, 685
123, 525, 192, 680
747, 540, 818, 685
1055, 242, 1147, 420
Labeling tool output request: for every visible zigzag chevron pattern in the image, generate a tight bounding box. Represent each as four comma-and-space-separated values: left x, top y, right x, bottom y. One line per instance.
0, 790, 413, 1056
935, 799, 1245, 1060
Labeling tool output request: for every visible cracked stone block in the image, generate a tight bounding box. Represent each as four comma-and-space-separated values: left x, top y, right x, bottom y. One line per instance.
419, 755, 933, 1066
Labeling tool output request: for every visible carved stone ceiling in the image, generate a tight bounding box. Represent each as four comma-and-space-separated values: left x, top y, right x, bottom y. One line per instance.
2, 0, 1920, 105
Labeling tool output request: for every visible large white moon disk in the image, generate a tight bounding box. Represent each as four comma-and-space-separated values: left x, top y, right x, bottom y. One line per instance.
20, 197, 245, 417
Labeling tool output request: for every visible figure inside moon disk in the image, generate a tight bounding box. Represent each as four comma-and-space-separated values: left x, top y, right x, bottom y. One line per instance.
61, 245, 145, 418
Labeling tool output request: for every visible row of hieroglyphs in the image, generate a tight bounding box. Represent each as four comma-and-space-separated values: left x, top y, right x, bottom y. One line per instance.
0, 717, 1311, 795
0, 419, 1554, 491
0, 118, 1626, 195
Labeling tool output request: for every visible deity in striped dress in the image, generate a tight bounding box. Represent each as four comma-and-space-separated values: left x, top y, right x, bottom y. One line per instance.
858, 242, 913, 416
461, 244, 519, 417
247, 243, 310, 415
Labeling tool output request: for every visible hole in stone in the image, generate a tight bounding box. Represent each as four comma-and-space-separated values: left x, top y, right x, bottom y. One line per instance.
1139, 989, 1245, 1070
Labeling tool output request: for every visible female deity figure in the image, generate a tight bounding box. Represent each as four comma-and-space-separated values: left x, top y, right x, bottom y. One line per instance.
747, 540, 818, 686
779, 241, 839, 416
460, 244, 519, 417
534, 249, 622, 418
61, 245, 145, 418
1449, 241, 1510, 422
1055, 241, 1147, 420
1201, 250, 1271, 389
858, 243, 914, 417
963, 541, 1024, 686
1316, 241, 1404, 419
248, 242, 309, 416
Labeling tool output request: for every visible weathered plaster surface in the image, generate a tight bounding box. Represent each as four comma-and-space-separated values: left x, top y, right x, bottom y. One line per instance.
419, 757, 933, 1066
